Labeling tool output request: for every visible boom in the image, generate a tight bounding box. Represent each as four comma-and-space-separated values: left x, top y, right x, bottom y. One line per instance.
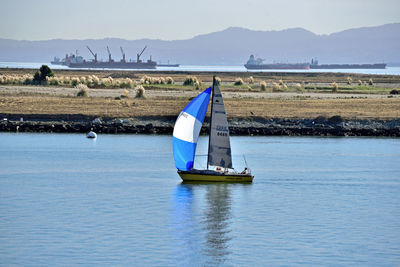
120, 46, 126, 63
107, 46, 113, 62
137, 46, 147, 62
86, 46, 97, 62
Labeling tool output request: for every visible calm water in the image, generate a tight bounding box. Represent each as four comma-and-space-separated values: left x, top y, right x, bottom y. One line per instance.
0, 133, 399, 266
1, 61, 400, 75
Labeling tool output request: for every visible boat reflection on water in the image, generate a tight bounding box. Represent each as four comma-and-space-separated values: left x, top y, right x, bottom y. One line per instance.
202, 183, 233, 266
172, 182, 251, 265
171, 184, 203, 265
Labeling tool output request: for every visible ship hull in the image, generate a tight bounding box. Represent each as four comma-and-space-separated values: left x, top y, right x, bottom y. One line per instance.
67, 62, 157, 69
50, 61, 66, 66
244, 63, 310, 70
158, 64, 180, 67
178, 170, 253, 182
310, 63, 386, 69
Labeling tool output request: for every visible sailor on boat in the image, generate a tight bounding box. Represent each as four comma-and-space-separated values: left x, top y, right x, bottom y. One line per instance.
172, 76, 254, 182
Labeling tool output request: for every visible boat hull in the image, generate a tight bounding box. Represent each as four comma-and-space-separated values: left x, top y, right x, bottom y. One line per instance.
178, 170, 253, 182
244, 63, 310, 70
158, 64, 180, 67
67, 62, 157, 69
310, 63, 386, 69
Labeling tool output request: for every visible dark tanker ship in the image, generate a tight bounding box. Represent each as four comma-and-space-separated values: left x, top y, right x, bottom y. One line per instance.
54, 46, 157, 69
244, 55, 310, 70
310, 58, 386, 69
244, 55, 387, 70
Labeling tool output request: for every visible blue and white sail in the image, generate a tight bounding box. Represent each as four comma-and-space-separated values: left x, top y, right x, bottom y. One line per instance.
173, 87, 212, 171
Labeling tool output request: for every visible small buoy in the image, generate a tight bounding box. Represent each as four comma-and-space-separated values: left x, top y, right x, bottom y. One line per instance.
87, 131, 97, 139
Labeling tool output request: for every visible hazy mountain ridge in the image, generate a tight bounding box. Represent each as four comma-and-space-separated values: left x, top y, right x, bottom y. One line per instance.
0, 23, 399, 65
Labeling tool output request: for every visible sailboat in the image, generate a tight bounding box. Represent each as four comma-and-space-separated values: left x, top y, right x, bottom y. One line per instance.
172, 77, 254, 182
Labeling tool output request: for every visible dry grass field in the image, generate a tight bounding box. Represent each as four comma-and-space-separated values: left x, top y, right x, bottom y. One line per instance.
1, 95, 399, 119
2, 68, 400, 84
1, 68, 399, 120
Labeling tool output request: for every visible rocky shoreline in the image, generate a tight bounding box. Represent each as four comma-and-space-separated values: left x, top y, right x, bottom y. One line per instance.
1, 114, 399, 137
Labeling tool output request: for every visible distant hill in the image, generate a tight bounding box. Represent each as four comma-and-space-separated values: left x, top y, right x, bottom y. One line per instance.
0, 23, 399, 65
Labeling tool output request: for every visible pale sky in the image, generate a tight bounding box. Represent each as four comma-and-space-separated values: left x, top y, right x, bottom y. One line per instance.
0, 0, 399, 41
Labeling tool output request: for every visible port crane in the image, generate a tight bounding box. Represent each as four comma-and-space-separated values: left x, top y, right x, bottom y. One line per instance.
107, 46, 114, 62
137, 46, 147, 63
120, 46, 126, 63
86, 46, 97, 63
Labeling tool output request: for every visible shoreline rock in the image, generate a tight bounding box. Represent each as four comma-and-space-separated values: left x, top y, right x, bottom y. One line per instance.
0, 114, 399, 137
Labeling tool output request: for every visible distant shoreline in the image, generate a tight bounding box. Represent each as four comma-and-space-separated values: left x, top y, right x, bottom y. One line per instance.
1, 68, 399, 136
1, 65, 400, 76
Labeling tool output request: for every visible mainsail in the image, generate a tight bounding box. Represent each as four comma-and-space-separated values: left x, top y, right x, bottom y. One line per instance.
173, 87, 211, 171
207, 80, 233, 169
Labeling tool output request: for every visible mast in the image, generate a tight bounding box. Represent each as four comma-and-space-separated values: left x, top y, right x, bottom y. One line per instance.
207, 76, 215, 170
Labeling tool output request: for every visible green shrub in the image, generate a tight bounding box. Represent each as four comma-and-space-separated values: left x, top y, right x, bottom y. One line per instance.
135, 85, 146, 98
272, 82, 281, 92
76, 83, 89, 97
295, 83, 303, 92
123, 89, 130, 98
195, 81, 201, 90
23, 77, 32, 85
183, 76, 199, 86
49, 78, 59, 86
347, 77, 352, 85
92, 75, 100, 87
71, 77, 80, 87
332, 82, 338, 92
39, 65, 54, 81
260, 81, 267, 92
101, 78, 112, 88
215, 76, 221, 85
234, 78, 244, 86
63, 76, 71, 85
33, 65, 54, 84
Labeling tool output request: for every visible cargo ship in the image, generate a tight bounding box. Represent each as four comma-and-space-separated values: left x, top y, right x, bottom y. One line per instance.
53, 46, 157, 69
310, 58, 386, 69
50, 56, 65, 65
244, 55, 310, 70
